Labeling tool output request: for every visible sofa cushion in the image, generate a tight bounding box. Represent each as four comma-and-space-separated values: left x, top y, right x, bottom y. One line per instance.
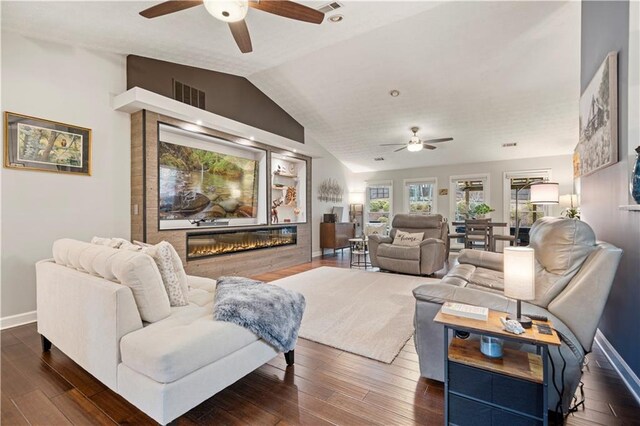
377, 243, 421, 260
120, 293, 260, 383
142, 242, 188, 307
53, 239, 171, 323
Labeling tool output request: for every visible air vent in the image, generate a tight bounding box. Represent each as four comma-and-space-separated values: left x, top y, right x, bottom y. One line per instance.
374, 157, 385, 161
318, 2, 343, 14
502, 142, 518, 148
173, 79, 206, 110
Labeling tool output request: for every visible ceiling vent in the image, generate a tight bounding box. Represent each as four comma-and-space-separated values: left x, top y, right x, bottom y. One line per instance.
318, 2, 343, 14
374, 157, 385, 161
502, 142, 518, 148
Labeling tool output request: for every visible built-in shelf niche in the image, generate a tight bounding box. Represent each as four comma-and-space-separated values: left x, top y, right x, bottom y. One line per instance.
271, 153, 307, 224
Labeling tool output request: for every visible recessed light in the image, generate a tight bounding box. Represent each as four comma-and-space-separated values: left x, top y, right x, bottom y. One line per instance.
293, 149, 297, 153
249, 136, 255, 140
328, 14, 344, 23
196, 120, 202, 125
389, 90, 400, 97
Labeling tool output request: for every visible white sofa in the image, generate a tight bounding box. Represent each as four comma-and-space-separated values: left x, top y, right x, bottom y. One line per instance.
36, 239, 290, 425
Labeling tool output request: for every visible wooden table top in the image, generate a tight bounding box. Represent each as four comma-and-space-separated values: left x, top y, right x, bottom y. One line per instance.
451, 221, 508, 227
434, 309, 561, 347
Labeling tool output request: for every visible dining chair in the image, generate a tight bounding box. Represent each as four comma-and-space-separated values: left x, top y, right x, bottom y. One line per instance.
464, 219, 491, 251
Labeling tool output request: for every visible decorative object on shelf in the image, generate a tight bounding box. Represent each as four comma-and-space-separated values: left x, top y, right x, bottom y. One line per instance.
500, 317, 525, 335
480, 335, 504, 358
285, 186, 297, 205
274, 183, 284, 188
289, 163, 295, 174
503, 247, 536, 329
271, 198, 283, 224
560, 194, 581, 219
574, 51, 618, 177
293, 207, 301, 217
317, 178, 344, 202
4, 111, 91, 175
284, 219, 291, 223
631, 146, 640, 204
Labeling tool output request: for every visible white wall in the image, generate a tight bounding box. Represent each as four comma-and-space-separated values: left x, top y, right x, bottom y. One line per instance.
348, 154, 573, 227
1, 32, 131, 323
308, 137, 351, 256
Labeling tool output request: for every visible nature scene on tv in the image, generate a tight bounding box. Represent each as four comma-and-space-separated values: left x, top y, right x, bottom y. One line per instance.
159, 141, 259, 221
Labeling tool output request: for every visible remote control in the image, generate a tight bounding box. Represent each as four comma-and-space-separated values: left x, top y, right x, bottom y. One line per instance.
526, 313, 548, 322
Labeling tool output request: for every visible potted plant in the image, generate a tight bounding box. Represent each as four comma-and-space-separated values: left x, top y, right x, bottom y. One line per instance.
471, 203, 495, 219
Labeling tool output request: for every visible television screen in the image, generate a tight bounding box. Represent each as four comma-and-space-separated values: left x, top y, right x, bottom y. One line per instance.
159, 141, 259, 221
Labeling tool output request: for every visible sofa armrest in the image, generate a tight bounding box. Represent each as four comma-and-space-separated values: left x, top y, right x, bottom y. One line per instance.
368, 234, 392, 244
413, 282, 512, 312
36, 260, 143, 391
457, 249, 504, 272
419, 238, 444, 247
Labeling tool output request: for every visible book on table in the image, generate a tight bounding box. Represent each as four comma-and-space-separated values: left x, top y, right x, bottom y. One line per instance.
441, 302, 488, 321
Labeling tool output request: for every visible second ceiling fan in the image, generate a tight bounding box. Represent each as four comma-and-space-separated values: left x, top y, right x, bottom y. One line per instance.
380, 127, 453, 153
139, 0, 325, 54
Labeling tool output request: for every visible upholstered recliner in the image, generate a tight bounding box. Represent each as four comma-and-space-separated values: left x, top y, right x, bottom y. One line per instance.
413, 217, 622, 413
368, 214, 449, 276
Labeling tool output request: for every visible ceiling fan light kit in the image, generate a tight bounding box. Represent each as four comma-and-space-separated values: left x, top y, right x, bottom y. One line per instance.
203, 0, 249, 22
380, 126, 453, 153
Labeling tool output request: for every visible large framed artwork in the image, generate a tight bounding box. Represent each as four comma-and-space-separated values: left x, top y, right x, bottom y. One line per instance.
574, 52, 618, 178
4, 112, 91, 175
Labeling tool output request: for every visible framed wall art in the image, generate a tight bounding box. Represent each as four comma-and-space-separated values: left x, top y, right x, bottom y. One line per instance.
574, 52, 618, 177
4, 112, 91, 175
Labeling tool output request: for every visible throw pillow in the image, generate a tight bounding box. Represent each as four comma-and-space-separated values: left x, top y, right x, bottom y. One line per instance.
393, 230, 424, 247
142, 242, 188, 307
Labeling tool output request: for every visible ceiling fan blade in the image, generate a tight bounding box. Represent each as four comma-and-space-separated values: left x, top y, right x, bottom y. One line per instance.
249, 0, 324, 24
140, 0, 202, 18
422, 137, 454, 144
423, 144, 437, 150
394, 146, 408, 152
228, 20, 253, 53
379, 143, 406, 146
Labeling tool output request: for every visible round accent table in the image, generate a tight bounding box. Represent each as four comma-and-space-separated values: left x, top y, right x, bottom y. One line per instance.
349, 238, 371, 269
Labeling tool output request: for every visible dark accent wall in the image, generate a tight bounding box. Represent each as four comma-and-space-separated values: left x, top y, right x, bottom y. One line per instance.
581, 1, 639, 376
126, 55, 305, 143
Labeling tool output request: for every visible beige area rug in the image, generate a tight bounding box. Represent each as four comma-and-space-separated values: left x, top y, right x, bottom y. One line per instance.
273, 266, 438, 363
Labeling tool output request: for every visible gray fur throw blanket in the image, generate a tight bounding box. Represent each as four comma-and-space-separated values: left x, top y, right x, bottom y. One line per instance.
213, 276, 306, 352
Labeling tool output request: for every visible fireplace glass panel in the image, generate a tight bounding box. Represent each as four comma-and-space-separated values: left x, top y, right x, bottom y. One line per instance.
187, 226, 297, 260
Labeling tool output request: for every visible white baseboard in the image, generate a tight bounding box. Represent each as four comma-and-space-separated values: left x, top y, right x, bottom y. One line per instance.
312, 250, 323, 258
594, 329, 640, 405
1, 310, 37, 330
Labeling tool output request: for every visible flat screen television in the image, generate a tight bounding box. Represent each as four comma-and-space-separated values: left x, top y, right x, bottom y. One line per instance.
159, 140, 260, 222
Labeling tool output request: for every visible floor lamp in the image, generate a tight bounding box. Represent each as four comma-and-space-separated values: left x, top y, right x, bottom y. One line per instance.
513, 181, 560, 244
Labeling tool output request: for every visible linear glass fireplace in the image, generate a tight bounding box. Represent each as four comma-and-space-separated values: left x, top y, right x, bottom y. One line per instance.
187, 226, 297, 260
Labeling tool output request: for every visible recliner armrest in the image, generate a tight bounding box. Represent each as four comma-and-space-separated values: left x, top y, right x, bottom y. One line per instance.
458, 249, 504, 271
368, 235, 392, 244
419, 238, 444, 247
413, 282, 511, 313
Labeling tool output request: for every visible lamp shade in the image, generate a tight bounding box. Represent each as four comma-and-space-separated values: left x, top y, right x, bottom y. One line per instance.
503, 247, 535, 301
559, 194, 579, 208
349, 191, 365, 205
530, 182, 559, 204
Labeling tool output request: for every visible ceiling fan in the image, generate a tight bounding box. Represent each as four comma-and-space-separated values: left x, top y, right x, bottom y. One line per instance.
139, 0, 325, 54
380, 127, 453, 153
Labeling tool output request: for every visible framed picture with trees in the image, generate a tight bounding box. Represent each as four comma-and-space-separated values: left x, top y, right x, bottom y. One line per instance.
4, 112, 91, 175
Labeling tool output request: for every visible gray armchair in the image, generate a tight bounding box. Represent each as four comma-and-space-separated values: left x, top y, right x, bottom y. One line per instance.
369, 214, 449, 276
413, 217, 622, 413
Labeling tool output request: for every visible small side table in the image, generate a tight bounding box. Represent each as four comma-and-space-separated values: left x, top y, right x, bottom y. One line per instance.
434, 308, 561, 426
349, 238, 371, 269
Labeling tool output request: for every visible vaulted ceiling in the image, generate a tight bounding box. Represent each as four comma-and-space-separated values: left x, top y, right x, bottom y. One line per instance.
2, 1, 580, 172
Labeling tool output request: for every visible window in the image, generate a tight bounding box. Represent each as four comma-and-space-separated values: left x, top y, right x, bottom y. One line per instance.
503, 170, 551, 240
404, 178, 437, 214
365, 181, 393, 224
449, 174, 490, 221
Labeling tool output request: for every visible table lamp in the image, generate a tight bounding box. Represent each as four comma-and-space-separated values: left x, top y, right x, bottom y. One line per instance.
503, 247, 535, 328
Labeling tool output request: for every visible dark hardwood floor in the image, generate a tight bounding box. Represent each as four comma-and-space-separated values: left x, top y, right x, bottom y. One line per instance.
2, 254, 639, 425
